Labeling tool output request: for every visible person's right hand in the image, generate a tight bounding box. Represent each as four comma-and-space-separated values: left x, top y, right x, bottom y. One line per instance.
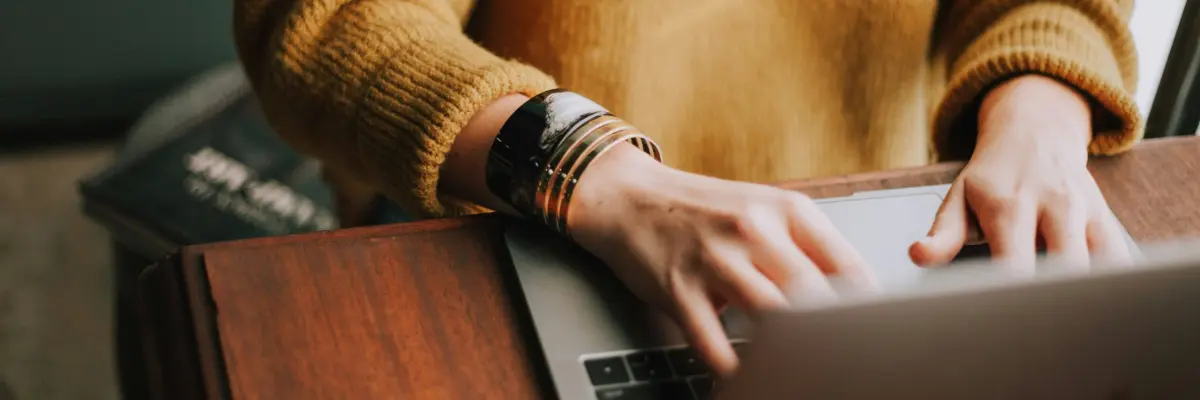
566, 145, 876, 377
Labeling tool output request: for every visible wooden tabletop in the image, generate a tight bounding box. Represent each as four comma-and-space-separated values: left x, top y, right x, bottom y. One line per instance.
138, 136, 1200, 400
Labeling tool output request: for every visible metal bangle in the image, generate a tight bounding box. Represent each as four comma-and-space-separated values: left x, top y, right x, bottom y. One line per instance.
556, 131, 659, 235
536, 115, 623, 226
540, 122, 635, 231
483, 88, 662, 233
485, 89, 610, 217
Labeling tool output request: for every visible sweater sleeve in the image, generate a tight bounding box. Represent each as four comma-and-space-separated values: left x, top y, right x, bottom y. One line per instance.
931, 0, 1142, 160
233, 0, 557, 218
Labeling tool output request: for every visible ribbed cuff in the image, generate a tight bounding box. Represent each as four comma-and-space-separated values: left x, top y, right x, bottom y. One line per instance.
933, 2, 1142, 160
350, 32, 557, 218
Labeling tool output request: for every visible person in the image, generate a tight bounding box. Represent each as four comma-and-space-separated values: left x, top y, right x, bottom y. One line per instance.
233, 0, 1141, 376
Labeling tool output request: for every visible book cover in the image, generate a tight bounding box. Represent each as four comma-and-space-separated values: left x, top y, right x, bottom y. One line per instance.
80, 95, 339, 259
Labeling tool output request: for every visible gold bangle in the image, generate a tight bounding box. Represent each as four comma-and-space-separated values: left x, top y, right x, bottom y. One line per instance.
531, 115, 662, 235
557, 131, 658, 235
536, 115, 623, 226
548, 126, 660, 235
544, 123, 636, 233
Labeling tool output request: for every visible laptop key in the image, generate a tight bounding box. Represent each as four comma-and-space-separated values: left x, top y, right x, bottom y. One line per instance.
658, 380, 695, 399
689, 377, 715, 399
626, 351, 672, 381
595, 381, 695, 400
592, 384, 643, 398
595, 384, 654, 400
584, 357, 631, 386
666, 348, 708, 376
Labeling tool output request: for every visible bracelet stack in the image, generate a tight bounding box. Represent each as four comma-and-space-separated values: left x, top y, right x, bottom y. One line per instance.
486, 89, 662, 235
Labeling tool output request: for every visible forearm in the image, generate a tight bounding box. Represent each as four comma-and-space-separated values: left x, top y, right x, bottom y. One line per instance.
233, 0, 555, 217
439, 94, 529, 216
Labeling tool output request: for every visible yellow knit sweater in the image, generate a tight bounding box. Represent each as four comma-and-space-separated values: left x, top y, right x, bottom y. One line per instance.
233, 0, 1141, 218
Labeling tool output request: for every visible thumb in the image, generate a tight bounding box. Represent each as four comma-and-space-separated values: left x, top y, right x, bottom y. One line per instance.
909, 183, 970, 267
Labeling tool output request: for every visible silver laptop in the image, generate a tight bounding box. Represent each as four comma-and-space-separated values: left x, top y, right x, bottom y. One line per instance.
503, 185, 1177, 400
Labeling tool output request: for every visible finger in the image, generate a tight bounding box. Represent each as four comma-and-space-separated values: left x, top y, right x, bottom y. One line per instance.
979, 196, 1039, 270
787, 200, 877, 291
1087, 210, 1133, 266
910, 182, 970, 267
672, 285, 738, 377
1039, 202, 1090, 269
703, 253, 789, 313
743, 220, 846, 295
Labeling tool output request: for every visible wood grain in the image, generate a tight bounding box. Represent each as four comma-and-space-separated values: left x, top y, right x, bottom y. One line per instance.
142, 136, 1200, 400
199, 223, 542, 399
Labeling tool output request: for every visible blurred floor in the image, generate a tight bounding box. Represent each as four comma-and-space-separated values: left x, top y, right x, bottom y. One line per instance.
0, 143, 120, 400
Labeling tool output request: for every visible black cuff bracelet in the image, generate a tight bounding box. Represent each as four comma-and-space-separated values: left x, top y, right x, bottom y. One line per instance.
485, 89, 610, 217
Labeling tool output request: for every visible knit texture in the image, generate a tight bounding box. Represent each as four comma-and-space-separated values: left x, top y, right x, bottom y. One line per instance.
233, 0, 1141, 218
234, 0, 556, 217
932, 0, 1141, 159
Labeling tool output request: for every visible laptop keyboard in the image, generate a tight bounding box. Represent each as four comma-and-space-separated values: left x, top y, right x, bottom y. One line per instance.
582, 341, 746, 400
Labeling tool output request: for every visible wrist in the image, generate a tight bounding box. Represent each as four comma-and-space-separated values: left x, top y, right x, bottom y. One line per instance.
567, 143, 675, 230
978, 74, 1092, 151
442, 94, 530, 216
482, 89, 664, 233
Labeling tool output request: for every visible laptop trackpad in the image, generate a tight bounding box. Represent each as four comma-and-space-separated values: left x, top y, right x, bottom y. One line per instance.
816, 190, 1139, 295
728, 191, 957, 337
816, 192, 947, 291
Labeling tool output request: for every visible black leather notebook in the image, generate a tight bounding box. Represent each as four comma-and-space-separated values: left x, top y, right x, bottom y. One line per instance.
80, 95, 341, 258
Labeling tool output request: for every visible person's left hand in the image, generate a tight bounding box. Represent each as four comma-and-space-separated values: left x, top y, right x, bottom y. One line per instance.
909, 75, 1132, 270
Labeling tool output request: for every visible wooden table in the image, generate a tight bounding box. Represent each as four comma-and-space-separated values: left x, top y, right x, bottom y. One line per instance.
138, 136, 1200, 400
